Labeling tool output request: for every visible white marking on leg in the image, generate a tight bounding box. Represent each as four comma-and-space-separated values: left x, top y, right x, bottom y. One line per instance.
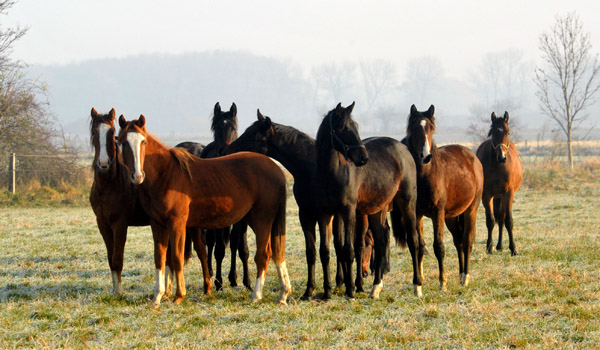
251, 270, 266, 302
152, 268, 165, 307
414, 285, 423, 297
276, 262, 291, 305
461, 273, 470, 287
97, 123, 111, 168
126, 132, 145, 184
370, 281, 384, 299
111, 271, 122, 295
420, 261, 424, 281
165, 266, 173, 297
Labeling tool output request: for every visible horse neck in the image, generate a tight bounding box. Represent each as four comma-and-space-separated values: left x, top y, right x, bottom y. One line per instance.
269, 125, 317, 178
143, 135, 173, 181
316, 137, 350, 186
414, 142, 441, 178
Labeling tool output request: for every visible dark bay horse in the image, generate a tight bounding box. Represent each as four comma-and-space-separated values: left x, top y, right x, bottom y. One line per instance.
314, 102, 420, 299
175, 141, 205, 157
403, 104, 483, 289
200, 102, 250, 291
89, 108, 211, 296
227, 110, 420, 299
117, 114, 290, 306
476, 112, 523, 255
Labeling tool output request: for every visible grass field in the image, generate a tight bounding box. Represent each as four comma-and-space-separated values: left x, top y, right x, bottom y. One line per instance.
0, 165, 599, 349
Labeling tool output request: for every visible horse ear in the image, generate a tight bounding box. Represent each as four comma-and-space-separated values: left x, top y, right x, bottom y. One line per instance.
214, 102, 221, 116
491, 112, 497, 121
503, 111, 509, 122
346, 101, 356, 114
410, 104, 417, 115
335, 102, 343, 112
230, 103, 237, 117
108, 108, 116, 121
91, 107, 98, 119
257, 109, 264, 120
136, 114, 146, 127
118, 115, 127, 128
264, 116, 273, 129
427, 105, 435, 118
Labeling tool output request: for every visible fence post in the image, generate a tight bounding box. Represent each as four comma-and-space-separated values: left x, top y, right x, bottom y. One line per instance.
10, 152, 15, 194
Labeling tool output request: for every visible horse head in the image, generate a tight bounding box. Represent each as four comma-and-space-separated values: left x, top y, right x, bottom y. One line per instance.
318, 102, 368, 166
90, 107, 117, 172
489, 111, 511, 163
225, 109, 274, 155
117, 114, 148, 185
212, 102, 238, 148
406, 104, 436, 165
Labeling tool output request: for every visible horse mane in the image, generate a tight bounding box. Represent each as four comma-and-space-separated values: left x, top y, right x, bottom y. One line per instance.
315, 110, 334, 155
273, 123, 316, 151
170, 147, 195, 181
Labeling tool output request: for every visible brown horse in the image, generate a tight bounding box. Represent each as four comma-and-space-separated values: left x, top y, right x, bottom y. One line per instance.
315, 102, 420, 299
476, 112, 523, 255
117, 114, 290, 306
403, 104, 483, 289
89, 108, 211, 296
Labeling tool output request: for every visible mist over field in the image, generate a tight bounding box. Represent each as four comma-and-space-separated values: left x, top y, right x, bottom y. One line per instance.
27, 50, 600, 150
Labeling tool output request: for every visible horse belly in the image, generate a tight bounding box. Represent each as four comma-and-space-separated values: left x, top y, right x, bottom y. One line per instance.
188, 196, 249, 229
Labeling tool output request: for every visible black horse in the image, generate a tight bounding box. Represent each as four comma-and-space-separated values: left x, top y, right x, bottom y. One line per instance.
197, 102, 250, 290
175, 141, 205, 157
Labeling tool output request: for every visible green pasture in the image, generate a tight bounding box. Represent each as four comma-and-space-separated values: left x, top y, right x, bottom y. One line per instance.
0, 165, 599, 349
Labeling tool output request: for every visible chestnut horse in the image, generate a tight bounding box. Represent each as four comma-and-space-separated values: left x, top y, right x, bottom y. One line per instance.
199, 102, 250, 291
89, 108, 211, 296
314, 102, 420, 299
117, 114, 290, 306
403, 104, 483, 289
476, 112, 523, 255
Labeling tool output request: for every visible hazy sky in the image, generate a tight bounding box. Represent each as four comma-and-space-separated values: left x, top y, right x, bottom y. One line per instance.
5, 0, 600, 80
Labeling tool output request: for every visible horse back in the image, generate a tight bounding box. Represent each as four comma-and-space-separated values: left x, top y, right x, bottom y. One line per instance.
438, 144, 483, 217
185, 152, 286, 228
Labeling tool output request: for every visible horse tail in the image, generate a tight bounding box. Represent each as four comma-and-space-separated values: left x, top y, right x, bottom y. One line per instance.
183, 228, 195, 265
270, 185, 287, 265
390, 203, 407, 249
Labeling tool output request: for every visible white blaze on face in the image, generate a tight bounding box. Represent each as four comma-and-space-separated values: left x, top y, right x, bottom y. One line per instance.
420, 120, 431, 160
97, 123, 112, 167
127, 132, 145, 183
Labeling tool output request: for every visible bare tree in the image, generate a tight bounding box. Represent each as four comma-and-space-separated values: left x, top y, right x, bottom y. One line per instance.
359, 60, 397, 117
402, 56, 444, 106
311, 62, 356, 107
0, 1, 83, 187
534, 12, 600, 170
467, 49, 533, 142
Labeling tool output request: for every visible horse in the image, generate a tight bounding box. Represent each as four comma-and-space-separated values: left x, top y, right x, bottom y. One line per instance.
227, 109, 420, 299
117, 114, 290, 307
476, 112, 523, 255
175, 141, 205, 157
314, 102, 420, 299
403, 104, 483, 289
89, 108, 212, 296
199, 102, 250, 291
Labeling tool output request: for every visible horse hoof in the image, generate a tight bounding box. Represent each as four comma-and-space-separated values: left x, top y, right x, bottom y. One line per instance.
511, 250, 518, 256
496, 245, 503, 251
460, 273, 470, 287
322, 291, 332, 301
214, 279, 223, 291
173, 296, 185, 304
413, 285, 423, 297
440, 282, 447, 291
370, 282, 383, 299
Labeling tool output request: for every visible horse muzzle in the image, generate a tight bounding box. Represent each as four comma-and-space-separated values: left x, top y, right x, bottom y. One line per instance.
421, 153, 432, 164
131, 171, 145, 184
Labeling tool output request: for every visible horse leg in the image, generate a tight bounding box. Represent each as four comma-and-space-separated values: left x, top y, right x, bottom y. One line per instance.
493, 197, 505, 251
168, 218, 188, 304
270, 201, 291, 305
317, 215, 334, 300
461, 201, 479, 287
431, 209, 447, 291
417, 217, 425, 282
214, 227, 229, 291
504, 191, 518, 256
342, 206, 357, 299
190, 227, 212, 294
97, 218, 120, 294
482, 194, 495, 254
164, 244, 173, 298
445, 216, 464, 284
150, 221, 169, 307
369, 215, 386, 299
251, 222, 272, 303
332, 215, 345, 288
228, 224, 239, 287
354, 214, 368, 294
299, 210, 317, 301
237, 221, 252, 290
205, 229, 215, 278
